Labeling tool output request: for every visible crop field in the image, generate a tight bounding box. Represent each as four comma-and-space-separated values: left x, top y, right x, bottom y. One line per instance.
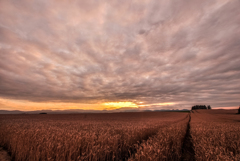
191, 110, 240, 160
0, 112, 188, 161
0, 110, 239, 161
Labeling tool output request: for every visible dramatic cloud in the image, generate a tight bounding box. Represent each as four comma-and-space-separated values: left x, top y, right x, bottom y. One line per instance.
0, 0, 239, 110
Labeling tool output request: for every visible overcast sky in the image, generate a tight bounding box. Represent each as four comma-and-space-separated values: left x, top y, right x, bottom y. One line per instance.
0, 0, 239, 111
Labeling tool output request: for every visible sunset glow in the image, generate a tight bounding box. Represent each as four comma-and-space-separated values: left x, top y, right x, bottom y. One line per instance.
0, 98, 141, 111
103, 102, 138, 109
138, 102, 176, 107
0, 98, 105, 111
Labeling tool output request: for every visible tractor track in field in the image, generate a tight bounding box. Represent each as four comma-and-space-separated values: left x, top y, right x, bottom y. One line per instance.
181, 113, 196, 161
120, 115, 189, 161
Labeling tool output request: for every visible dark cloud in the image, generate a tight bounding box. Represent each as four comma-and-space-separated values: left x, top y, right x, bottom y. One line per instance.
0, 0, 239, 109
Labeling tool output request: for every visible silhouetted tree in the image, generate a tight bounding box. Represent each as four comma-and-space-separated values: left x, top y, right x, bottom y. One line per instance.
207, 105, 211, 109
191, 105, 208, 110
238, 106, 240, 114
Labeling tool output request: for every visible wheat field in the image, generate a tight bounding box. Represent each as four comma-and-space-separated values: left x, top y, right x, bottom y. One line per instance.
191, 110, 240, 160
0, 110, 240, 161
0, 112, 188, 161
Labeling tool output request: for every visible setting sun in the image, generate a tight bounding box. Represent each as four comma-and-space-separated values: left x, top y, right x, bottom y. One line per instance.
138, 102, 176, 107
102, 102, 138, 109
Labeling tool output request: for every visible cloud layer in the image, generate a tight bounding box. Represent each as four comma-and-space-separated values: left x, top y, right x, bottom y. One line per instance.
0, 0, 240, 109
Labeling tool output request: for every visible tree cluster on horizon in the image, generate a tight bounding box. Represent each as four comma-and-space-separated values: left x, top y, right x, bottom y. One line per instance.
192, 105, 211, 110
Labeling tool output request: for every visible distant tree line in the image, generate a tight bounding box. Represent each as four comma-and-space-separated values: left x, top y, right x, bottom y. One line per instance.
192, 105, 211, 110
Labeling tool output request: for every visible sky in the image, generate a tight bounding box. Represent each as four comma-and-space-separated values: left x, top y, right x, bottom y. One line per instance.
0, 0, 240, 111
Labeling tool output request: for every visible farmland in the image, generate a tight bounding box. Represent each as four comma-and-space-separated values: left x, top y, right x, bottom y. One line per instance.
0, 110, 240, 161
0, 112, 188, 161
191, 110, 240, 160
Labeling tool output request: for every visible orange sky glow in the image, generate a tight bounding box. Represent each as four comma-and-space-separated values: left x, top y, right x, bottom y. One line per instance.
0, 97, 238, 111
0, 98, 183, 111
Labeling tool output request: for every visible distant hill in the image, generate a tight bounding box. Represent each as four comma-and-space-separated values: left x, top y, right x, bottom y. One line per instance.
0, 110, 25, 114
0, 109, 190, 114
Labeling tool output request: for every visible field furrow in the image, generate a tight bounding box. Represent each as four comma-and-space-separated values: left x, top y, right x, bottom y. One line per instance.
180, 114, 195, 161
128, 115, 189, 161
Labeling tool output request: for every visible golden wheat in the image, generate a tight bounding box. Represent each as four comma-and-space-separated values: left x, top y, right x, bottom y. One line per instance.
0, 112, 188, 161
128, 116, 188, 161
191, 110, 240, 160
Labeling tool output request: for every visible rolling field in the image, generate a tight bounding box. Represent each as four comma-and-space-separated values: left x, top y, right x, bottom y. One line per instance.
0, 110, 239, 161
